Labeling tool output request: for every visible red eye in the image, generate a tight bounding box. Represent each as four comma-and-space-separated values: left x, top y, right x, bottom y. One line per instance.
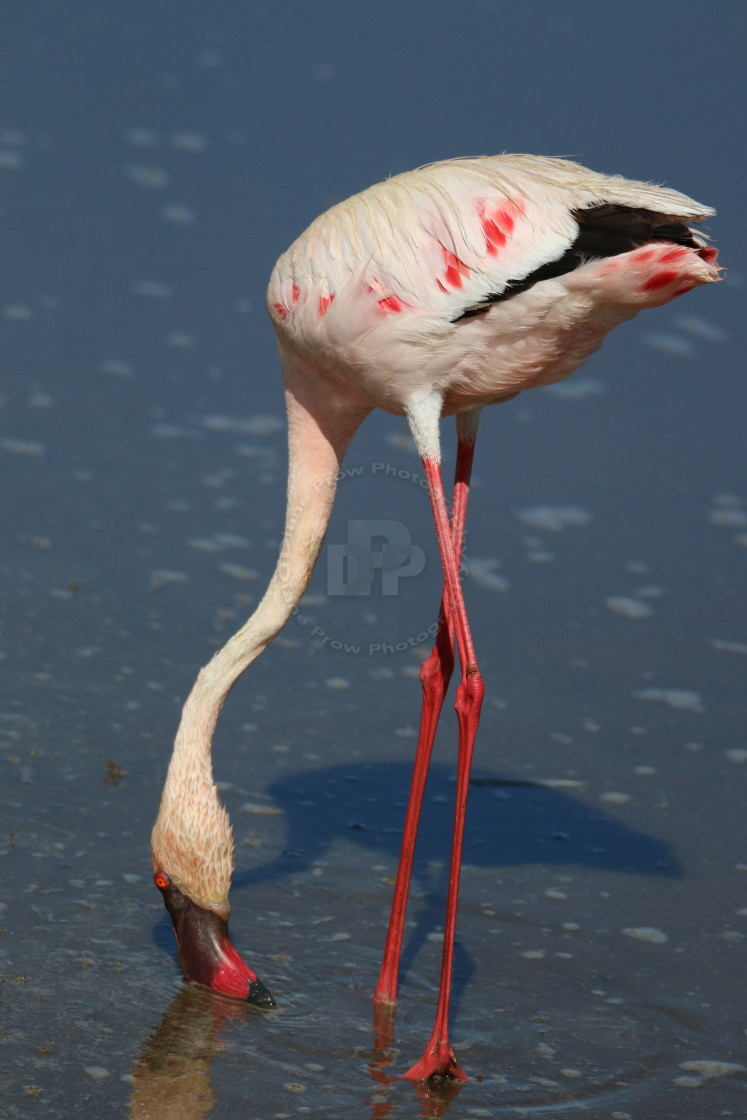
154, 873, 169, 890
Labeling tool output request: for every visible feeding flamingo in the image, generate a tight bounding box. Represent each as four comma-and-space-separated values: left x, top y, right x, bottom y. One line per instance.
151, 154, 719, 1081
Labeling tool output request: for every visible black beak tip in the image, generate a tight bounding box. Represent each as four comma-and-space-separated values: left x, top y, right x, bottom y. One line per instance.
248, 978, 276, 1009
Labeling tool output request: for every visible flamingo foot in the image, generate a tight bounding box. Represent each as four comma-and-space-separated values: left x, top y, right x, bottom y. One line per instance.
400, 1038, 468, 1082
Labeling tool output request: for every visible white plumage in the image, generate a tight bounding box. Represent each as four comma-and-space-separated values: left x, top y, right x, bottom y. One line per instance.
269, 155, 716, 423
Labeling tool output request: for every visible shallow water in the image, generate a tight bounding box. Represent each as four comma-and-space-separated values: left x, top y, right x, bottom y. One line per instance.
2, 2, 746, 1117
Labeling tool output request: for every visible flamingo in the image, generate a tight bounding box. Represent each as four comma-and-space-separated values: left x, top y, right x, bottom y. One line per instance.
151, 154, 719, 1081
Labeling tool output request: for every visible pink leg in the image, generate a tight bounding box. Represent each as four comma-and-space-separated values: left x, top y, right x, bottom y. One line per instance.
374, 430, 477, 1008
401, 453, 485, 1082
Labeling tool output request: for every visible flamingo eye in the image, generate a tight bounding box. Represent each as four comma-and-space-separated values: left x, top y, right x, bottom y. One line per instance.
154, 872, 169, 890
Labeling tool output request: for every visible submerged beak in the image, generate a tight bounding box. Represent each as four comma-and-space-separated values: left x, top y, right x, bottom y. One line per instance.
161, 883, 275, 1008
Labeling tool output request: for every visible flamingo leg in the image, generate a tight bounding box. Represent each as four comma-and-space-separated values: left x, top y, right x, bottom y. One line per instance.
374, 419, 478, 1009
400, 447, 485, 1082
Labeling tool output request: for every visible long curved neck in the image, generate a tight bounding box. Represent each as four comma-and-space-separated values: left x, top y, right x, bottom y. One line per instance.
184, 376, 366, 729
154, 363, 369, 904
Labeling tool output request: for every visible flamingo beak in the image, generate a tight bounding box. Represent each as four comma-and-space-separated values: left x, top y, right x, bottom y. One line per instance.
160, 882, 275, 1008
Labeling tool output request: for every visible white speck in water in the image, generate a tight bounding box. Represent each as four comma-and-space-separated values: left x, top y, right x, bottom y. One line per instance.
170, 131, 208, 152
600, 791, 631, 805
673, 314, 728, 343
101, 358, 134, 377
124, 127, 159, 147
300, 592, 327, 607
521, 949, 546, 959
725, 750, 747, 764
161, 203, 196, 224
679, 1059, 746, 1078
368, 666, 395, 680
219, 563, 257, 582
543, 377, 605, 399
83, 1066, 110, 1079
0, 148, 24, 169
545, 888, 567, 899
325, 678, 351, 690
133, 280, 173, 299
216, 532, 250, 549
634, 687, 704, 712
125, 164, 169, 188
1, 437, 44, 456
166, 332, 194, 348
622, 926, 668, 944
149, 569, 190, 588
329, 932, 350, 941
241, 802, 281, 816
28, 391, 54, 407
710, 507, 747, 529
3, 303, 33, 319
201, 412, 283, 436
606, 596, 653, 619
516, 506, 592, 531
640, 331, 695, 357
152, 423, 199, 439
710, 638, 747, 655
466, 557, 509, 592
189, 537, 222, 552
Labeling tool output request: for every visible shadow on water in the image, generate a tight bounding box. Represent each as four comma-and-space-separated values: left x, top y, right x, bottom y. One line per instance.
238, 760, 681, 883
237, 761, 679, 984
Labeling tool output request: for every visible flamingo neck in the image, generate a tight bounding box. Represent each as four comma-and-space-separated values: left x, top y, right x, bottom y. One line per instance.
153, 367, 368, 906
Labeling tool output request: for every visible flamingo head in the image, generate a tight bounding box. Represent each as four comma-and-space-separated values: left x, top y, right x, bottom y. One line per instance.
151, 774, 275, 1008
151, 866, 276, 1007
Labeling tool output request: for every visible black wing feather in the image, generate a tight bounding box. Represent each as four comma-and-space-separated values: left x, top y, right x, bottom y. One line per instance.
453, 206, 699, 322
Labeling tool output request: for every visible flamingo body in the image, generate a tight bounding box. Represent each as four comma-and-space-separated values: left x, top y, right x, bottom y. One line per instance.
268, 155, 717, 423
152, 154, 719, 1080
